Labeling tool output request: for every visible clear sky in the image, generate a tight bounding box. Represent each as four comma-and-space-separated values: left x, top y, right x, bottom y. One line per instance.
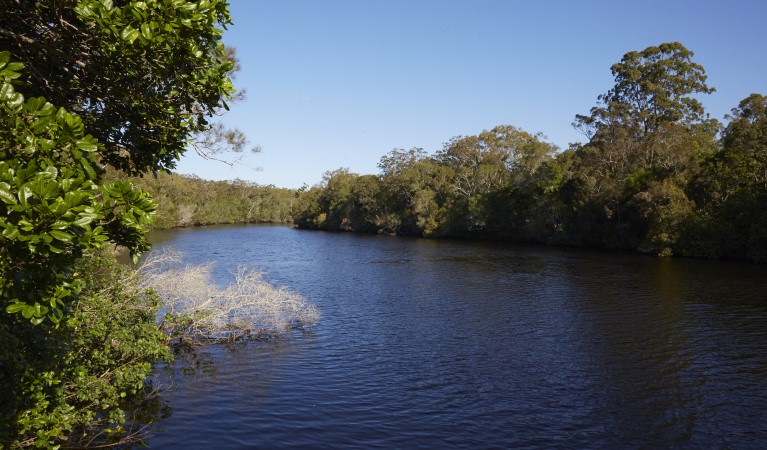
175, 0, 767, 189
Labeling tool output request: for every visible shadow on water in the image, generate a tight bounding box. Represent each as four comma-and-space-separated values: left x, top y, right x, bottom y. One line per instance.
139, 330, 313, 448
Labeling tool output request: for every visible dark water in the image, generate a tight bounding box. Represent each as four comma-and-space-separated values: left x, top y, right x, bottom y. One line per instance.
145, 225, 767, 449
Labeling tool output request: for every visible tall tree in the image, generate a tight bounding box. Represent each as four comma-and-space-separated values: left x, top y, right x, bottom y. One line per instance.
564, 42, 716, 251
574, 42, 714, 140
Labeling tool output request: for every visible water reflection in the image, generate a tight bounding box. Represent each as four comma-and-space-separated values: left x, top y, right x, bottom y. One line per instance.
144, 226, 767, 449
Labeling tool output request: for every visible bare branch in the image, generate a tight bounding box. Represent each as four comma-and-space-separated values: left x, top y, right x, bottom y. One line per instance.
139, 248, 319, 343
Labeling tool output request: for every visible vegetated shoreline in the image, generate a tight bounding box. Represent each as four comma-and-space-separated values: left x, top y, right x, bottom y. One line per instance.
149, 212, 765, 266
284, 45, 767, 264
137, 41, 767, 265
136, 163, 767, 264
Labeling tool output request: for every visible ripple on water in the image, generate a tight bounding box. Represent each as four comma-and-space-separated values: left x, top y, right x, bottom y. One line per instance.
145, 225, 767, 449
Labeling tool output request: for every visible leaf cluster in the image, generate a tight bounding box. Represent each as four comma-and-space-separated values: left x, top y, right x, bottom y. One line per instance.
0, 251, 171, 449
0, 52, 156, 323
1, 0, 237, 174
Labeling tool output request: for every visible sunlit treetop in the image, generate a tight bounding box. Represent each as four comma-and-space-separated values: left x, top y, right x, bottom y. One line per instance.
575, 42, 715, 140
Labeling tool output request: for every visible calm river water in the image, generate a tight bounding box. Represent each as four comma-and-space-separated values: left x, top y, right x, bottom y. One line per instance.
144, 225, 767, 449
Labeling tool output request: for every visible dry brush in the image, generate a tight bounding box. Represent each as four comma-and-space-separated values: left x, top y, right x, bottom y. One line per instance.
138, 248, 319, 343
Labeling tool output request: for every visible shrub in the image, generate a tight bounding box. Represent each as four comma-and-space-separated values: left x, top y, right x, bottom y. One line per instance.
0, 252, 171, 449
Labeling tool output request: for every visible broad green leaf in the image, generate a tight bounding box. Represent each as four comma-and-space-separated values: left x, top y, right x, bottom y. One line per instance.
120, 26, 140, 44
50, 230, 73, 242
0, 62, 24, 79
6, 302, 25, 314
81, 159, 97, 179
43, 166, 59, 179
2, 225, 20, 239
33, 177, 59, 200
30, 114, 55, 133
74, 217, 92, 228
140, 23, 153, 40
0, 82, 13, 99
22, 304, 36, 319
0, 182, 17, 204
37, 102, 56, 116
8, 92, 23, 108
50, 220, 70, 230
0, 51, 9, 69
18, 185, 32, 206
25, 96, 45, 112
48, 311, 61, 324
76, 136, 99, 152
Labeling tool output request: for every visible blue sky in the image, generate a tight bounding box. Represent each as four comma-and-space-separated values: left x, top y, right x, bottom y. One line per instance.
176, 0, 767, 188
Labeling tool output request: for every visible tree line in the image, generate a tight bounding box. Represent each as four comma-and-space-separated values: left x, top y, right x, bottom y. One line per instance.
294, 43, 767, 263
128, 171, 296, 228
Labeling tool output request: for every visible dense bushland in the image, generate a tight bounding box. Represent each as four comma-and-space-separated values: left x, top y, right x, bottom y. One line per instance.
0, 251, 171, 448
294, 43, 767, 262
130, 171, 297, 228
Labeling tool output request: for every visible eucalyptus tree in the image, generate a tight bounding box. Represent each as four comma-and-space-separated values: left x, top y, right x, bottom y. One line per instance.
566, 42, 717, 250
434, 125, 557, 235
574, 42, 714, 141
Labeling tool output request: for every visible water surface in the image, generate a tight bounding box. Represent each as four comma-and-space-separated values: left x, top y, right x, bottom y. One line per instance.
146, 225, 767, 449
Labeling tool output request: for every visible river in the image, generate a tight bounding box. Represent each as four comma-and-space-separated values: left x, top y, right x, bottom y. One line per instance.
143, 224, 767, 449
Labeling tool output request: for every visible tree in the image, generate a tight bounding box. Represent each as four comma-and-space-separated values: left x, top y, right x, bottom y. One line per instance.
719, 93, 767, 189
0, 1, 242, 444
564, 43, 716, 250
434, 126, 557, 236
685, 93, 767, 261
377, 149, 455, 236
574, 42, 714, 140
0, 252, 171, 448
0, 0, 244, 175
0, 52, 156, 323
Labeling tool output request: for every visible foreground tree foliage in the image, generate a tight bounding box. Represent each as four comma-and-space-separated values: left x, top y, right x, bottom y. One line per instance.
0, 52, 155, 325
0, 0, 242, 174
1, 0, 244, 447
0, 50, 166, 450
294, 42, 767, 262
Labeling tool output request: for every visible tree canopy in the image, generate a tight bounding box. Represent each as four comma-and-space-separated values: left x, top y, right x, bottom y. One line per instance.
0, 0, 242, 322
0, 0, 238, 174
574, 42, 715, 140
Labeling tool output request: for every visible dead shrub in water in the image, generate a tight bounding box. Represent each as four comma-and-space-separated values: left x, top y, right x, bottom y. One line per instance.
138, 248, 319, 343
